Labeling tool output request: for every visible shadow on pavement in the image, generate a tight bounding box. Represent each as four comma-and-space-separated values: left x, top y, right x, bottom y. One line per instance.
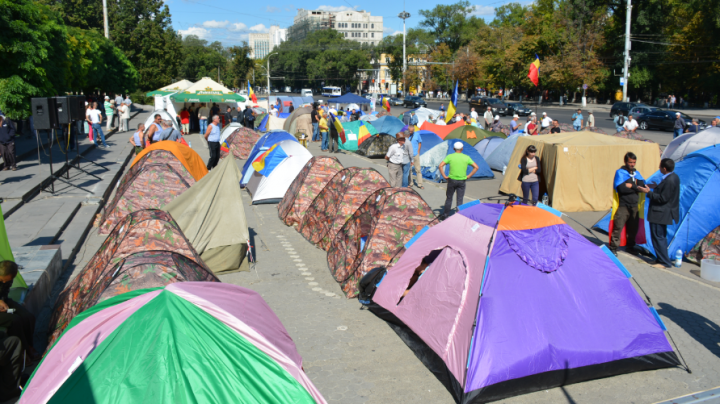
657, 302, 720, 359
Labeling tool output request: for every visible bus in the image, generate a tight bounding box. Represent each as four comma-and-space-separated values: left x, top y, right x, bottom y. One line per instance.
322, 86, 342, 97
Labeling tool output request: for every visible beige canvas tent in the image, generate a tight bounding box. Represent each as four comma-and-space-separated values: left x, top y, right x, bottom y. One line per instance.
146, 79, 194, 96
499, 131, 661, 212
165, 156, 250, 274
267, 114, 287, 131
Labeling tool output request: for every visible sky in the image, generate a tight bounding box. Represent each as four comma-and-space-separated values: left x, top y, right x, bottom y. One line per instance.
166, 0, 515, 47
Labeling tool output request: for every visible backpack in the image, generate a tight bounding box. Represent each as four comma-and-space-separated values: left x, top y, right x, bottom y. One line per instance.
357, 267, 387, 305
617, 115, 625, 126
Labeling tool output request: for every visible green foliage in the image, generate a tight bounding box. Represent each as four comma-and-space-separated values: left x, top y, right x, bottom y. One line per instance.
418, 1, 485, 52
272, 30, 372, 89
379, 28, 433, 84
228, 44, 254, 88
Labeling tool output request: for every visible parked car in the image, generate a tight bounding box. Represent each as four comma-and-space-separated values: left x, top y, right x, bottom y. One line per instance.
629, 106, 658, 117
403, 96, 427, 108
469, 96, 504, 112
505, 102, 532, 117
637, 110, 707, 131
610, 102, 650, 118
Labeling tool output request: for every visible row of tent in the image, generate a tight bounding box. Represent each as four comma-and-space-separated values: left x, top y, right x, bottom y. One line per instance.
26, 136, 327, 403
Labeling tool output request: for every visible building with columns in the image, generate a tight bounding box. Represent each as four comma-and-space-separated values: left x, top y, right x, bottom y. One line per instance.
288, 9, 383, 45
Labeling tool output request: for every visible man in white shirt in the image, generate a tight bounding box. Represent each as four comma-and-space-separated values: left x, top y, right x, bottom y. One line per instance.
482, 107, 493, 128
86, 102, 108, 148
623, 114, 639, 133
385, 134, 408, 187
470, 108, 478, 121
541, 112, 552, 130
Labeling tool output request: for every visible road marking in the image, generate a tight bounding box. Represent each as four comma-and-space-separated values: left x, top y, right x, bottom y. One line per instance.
296, 263, 306, 267
337, 325, 348, 331
308, 282, 318, 286
305, 277, 315, 280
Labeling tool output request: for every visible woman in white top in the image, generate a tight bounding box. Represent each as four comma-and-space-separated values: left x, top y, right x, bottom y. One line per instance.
517, 145, 542, 204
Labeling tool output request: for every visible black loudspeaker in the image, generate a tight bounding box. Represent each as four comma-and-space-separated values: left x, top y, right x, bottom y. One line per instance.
31, 97, 58, 130
74, 95, 86, 121
66, 95, 78, 122
55, 96, 72, 125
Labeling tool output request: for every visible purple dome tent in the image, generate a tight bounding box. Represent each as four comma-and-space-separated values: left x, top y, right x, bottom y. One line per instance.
367, 202, 680, 403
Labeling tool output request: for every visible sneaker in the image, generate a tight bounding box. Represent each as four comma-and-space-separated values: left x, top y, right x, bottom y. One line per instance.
610, 250, 618, 257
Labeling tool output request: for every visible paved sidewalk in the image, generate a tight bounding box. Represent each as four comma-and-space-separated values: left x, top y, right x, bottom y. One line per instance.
45, 129, 720, 403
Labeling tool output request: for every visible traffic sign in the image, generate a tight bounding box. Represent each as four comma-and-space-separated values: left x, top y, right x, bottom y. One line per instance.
582, 84, 588, 90
620, 77, 625, 85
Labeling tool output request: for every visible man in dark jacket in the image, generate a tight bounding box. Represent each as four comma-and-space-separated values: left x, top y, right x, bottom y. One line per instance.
243, 107, 255, 129
609, 152, 645, 255
0, 116, 16, 171
638, 159, 681, 267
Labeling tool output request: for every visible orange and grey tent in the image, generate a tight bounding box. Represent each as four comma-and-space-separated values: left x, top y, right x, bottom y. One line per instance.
278, 156, 344, 230
419, 120, 465, 139
298, 167, 389, 251
98, 143, 206, 234
327, 188, 436, 298
48, 209, 215, 347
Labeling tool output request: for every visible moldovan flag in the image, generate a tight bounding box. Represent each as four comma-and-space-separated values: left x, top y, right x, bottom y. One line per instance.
528, 55, 540, 87
608, 168, 647, 246
445, 81, 458, 123
248, 81, 257, 103
329, 113, 346, 143
251, 143, 287, 176
220, 137, 230, 153
358, 121, 371, 145
382, 95, 391, 112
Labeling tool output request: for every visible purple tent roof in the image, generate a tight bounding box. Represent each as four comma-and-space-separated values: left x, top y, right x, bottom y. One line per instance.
372, 203, 679, 403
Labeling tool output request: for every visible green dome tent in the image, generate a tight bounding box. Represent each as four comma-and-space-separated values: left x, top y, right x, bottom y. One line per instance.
444, 126, 505, 146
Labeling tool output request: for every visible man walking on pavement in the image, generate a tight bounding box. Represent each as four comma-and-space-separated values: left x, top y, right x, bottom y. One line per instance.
114, 94, 124, 127
541, 112, 552, 131
438, 142, 479, 219
408, 127, 424, 189
385, 133, 407, 187
204, 115, 221, 170
484, 107, 494, 129
87, 102, 108, 148
637, 158, 680, 268
609, 152, 646, 256
572, 108, 584, 131
673, 112, 685, 139
0, 116, 17, 171
623, 114, 639, 133
587, 110, 595, 128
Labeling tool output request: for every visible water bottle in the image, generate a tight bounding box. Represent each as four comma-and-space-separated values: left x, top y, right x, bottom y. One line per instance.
502, 165, 507, 176
675, 250, 683, 267
542, 193, 549, 205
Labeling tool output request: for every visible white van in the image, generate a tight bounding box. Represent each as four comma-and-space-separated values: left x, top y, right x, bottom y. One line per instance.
301, 89, 313, 97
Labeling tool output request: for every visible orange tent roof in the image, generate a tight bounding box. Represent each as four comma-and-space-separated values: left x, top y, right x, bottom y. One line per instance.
498, 204, 565, 231
131, 141, 208, 181
419, 121, 465, 139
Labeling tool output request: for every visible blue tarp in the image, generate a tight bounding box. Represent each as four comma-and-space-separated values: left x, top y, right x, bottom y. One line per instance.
257, 115, 269, 132
416, 131, 443, 155
594, 145, 720, 257
372, 116, 405, 136
330, 93, 372, 104
421, 139, 495, 183
241, 131, 297, 185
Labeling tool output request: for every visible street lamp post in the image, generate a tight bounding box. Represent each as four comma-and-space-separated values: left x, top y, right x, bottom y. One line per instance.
398, 9, 410, 97
267, 53, 277, 95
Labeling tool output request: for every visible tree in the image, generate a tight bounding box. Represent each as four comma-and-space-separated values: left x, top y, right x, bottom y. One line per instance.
378, 28, 433, 85
427, 43, 454, 92
227, 44, 254, 88
0, 0, 68, 118
418, 1, 485, 52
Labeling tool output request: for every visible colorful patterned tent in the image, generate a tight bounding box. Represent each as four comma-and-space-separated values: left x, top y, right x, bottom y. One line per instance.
220, 122, 243, 143
367, 202, 680, 403
165, 157, 250, 274
24, 283, 327, 404
278, 156, 344, 230
299, 167, 389, 251
444, 126, 505, 146
688, 225, 720, 264
220, 127, 262, 160
99, 149, 197, 234
327, 188, 436, 298
356, 134, 397, 158
49, 209, 211, 347
339, 121, 379, 151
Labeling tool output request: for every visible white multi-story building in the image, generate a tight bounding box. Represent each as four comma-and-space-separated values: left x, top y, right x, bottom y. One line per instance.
249, 25, 287, 59
289, 9, 383, 45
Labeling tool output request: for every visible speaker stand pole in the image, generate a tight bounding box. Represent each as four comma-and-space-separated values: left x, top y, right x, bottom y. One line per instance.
64, 124, 70, 180
42, 127, 96, 194
67, 121, 103, 181
73, 120, 108, 172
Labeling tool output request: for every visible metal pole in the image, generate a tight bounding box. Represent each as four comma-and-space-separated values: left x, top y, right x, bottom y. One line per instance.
398, 9, 410, 97
267, 57, 271, 95
102, 0, 109, 39
622, 0, 632, 102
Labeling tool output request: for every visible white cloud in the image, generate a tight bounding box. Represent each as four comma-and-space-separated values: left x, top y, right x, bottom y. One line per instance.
179, 27, 210, 39
250, 24, 269, 32
317, 5, 357, 12
202, 20, 229, 29
469, 5, 495, 16
383, 26, 394, 34
266, 5, 280, 12
389, 30, 403, 36
228, 22, 248, 32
